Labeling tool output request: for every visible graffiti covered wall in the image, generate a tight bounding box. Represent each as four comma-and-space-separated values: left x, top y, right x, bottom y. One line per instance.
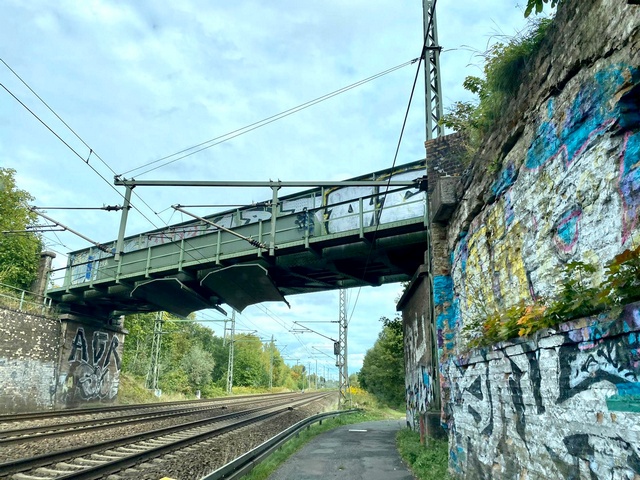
446, 303, 640, 479
57, 317, 125, 407
415, 0, 640, 477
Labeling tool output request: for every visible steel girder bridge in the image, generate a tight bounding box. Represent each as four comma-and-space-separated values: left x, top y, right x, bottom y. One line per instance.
46, 160, 429, 319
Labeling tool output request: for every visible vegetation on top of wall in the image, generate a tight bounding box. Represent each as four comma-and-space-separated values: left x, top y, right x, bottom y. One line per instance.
440, 16, 554, 165
463, 245, 640, 349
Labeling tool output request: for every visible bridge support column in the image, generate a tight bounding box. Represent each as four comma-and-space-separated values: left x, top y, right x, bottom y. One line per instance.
55, 313, 127, 409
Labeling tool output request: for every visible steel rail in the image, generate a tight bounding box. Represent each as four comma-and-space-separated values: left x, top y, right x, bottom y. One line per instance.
0, 393, 329, 478
0, 393, 304, 445
0, 391, 292, 423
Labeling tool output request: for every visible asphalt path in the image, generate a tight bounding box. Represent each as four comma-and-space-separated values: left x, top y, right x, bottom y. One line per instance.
267, 419, 415, 479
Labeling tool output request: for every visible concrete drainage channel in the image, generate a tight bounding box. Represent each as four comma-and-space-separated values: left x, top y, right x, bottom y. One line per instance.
201, 409, 360, 480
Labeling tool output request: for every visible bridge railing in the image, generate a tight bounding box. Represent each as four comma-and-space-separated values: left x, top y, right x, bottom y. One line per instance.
0, 282, 54, 315
48, 176, 426, 292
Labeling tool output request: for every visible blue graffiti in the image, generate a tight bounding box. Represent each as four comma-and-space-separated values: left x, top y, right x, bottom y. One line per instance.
525, 64, 639, 171
616, 382, 640, 396
434, 275, 454, 305
553, 207, 582, 253
619, 131, 640, 243
491, 162, 517, 198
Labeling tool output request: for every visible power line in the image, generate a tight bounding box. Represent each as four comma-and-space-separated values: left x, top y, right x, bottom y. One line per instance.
345, 0, 439, 320
0, 80, 162, 234
0, 57, 118, 176
120, 58, 419, 178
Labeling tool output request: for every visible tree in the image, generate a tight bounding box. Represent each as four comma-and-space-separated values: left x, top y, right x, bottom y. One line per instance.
180, 345, 215, 389
359, 316, 405, 407
0, 168, 42, 289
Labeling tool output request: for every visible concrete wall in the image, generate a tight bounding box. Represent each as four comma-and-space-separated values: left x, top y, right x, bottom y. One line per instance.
0, 308, 60, 411
396, 0, 640, 477
0, 307, 126, 411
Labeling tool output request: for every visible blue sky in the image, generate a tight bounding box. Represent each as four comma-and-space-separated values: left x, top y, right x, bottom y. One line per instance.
0, 0, 547, 376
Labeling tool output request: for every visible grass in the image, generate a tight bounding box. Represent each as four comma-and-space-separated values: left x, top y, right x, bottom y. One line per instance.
242, 391, 405, 480
396, 429, 450, 480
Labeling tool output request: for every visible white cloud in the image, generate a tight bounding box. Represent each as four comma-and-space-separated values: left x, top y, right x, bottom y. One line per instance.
0, 0, 543, 370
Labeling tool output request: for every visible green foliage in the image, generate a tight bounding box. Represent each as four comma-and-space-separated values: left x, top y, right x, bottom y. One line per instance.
180, 345, 215, 388
120, 313, 299, 398
0, 168, 42, 289
600, 245, 640, 309
525, 0, 560, 17
396, 429, 450, 480
542, 261, 604, 324
440, 17, 553, 161
359, 316, 405, 407
466, 247, 640, 349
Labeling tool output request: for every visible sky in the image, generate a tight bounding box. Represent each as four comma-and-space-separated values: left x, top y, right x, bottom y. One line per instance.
0, 0, 546, 376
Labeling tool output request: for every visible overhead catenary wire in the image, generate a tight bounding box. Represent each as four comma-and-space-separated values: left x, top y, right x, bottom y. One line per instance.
0, 59, 225, 272
346, 0, 439, 324
120, 58, 420, 178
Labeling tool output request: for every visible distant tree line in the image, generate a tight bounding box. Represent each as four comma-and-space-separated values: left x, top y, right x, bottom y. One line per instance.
122, 312, 317, 396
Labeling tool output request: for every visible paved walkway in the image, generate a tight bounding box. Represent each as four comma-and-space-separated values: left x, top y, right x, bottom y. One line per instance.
267, 419, 415, 480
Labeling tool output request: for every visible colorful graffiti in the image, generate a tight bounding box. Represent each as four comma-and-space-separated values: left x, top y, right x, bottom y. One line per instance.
450, 63, 640, 344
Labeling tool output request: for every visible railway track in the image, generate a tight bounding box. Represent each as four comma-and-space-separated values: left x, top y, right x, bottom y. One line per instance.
0, 393, 303, 445
0, 392, 292, 425
0, 392, 331, 480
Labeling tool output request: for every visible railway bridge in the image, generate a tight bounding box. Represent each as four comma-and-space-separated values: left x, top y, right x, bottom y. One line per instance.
46, 159, 431, 319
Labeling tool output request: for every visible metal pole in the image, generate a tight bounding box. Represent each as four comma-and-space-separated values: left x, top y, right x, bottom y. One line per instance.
269, 334, 274, 391
115, 185, 133, 261
146, 311, 163, 392
226, 310, 236, 395
269, 186, 280, 256
338, 289, 348, 408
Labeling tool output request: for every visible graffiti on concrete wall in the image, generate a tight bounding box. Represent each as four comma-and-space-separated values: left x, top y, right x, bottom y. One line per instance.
445, 304, 640, 478
65, 327, 122, 401
451, 63, 640, 332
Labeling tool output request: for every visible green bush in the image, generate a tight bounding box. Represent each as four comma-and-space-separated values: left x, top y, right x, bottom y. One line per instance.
396, 429, 450, 480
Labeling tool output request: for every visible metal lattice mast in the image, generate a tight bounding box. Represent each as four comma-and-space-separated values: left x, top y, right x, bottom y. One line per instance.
226, 310, 236, 395
423, 0, 444, 140
269, 334, 274, 390
146, 311, 164, 390
337, 289, 349, 408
